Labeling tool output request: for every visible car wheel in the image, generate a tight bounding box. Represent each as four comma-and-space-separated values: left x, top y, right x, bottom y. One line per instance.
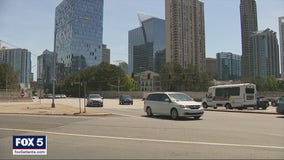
262, 106, 267, 110
171, 109, 179, 120
202, 102, 208, 108
146, 107, 153, 117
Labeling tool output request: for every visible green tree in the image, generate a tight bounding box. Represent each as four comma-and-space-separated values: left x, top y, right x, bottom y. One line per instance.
160, 63, 211, 91
0, 63, 18, 89
265, 76, 278, 91
61, 62, 137, 96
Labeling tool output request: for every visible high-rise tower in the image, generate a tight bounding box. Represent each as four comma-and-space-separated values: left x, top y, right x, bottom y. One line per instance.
165, 0, 205, 72
240, 0, 258, 79
54, 0, 103, 80
128, 13, 165, 74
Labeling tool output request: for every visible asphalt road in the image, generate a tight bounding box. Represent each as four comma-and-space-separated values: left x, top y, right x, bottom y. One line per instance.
0, 99, 283, 159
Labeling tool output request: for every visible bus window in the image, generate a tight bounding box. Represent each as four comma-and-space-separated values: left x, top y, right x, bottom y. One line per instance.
245, 88, 255, 94
230, 87, 240, 96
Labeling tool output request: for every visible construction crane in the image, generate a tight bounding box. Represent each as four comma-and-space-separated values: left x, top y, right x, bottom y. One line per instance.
0, 39, 18, 49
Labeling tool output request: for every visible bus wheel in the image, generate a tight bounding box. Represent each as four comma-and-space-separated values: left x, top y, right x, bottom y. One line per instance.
225, 104, 232, 110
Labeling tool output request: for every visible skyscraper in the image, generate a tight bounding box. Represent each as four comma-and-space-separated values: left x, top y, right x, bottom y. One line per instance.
249, 29, 280, 78
54, 0, 103, 80
240, 0, 258, 79
165, 0, 205, 72
0, 48, 31, 88
128, 13, 165, 74
279, 16, 284, 77
216, 52, 241, 80
37, 50, 54, 84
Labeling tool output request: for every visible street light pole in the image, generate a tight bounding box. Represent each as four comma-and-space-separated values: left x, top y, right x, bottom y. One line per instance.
51, 23, 57, 108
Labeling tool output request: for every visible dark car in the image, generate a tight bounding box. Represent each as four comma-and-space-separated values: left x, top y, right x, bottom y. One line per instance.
119, 95, 133, 105
276, 96, 284, 114
256, 96, 269, 110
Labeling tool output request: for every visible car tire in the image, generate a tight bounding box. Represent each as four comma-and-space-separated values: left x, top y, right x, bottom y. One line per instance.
171, 109, 179, 120
146, 107, 153, 117
202, 102, 208, 108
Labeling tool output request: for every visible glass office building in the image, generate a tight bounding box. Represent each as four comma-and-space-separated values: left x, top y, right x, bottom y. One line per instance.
54, 0, 103, 80
249, 29, 280, 78
37, 50, 54, 84
216, 52, 241, 80
128, 13, 166, 74
0, 48, 31, 88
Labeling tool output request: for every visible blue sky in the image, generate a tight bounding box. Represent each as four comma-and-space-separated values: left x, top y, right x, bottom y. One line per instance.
0, 0, 284, 78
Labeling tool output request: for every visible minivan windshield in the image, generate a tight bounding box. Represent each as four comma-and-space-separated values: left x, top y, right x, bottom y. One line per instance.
168, 93, 194, 101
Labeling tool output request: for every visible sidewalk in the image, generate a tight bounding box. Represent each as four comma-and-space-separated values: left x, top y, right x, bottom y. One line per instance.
0, 101, 112, 116
204, 107, 278, 114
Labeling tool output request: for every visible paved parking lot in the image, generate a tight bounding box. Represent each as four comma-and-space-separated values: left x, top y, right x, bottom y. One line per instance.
0, 97, 278, 116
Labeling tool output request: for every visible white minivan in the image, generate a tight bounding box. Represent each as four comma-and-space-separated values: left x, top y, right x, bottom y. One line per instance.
144, 92, 204, 120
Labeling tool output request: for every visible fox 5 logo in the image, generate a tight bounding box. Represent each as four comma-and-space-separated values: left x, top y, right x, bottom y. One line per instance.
13, 136, 47, 149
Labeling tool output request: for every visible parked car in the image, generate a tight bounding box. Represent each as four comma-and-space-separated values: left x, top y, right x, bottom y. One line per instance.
256, 96, 269, 110
87, 94, 103, 107
144, 92, 204, 120
276, 96, 284, 114
43, 93, 53, 99
119, 95, 133, 105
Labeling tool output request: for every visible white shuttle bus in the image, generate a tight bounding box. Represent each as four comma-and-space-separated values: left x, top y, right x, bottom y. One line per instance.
202, 83, 257, 110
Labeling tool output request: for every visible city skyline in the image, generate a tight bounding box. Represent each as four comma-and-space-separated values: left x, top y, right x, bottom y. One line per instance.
0, 0, 283, 79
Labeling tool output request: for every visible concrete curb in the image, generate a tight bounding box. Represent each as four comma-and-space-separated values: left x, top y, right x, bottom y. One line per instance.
0, 112, 112, 117
204, 108, 277, 115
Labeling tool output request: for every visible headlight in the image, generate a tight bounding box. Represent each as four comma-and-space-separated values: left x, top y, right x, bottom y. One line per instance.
179, 105, 186, 108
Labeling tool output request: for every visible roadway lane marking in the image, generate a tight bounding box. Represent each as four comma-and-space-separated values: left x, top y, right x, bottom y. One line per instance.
1, 127, 284, 150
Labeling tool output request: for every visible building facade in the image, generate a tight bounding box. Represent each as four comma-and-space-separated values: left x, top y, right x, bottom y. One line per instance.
37, 50, 54, 85
54, 0, 103, 80
0, 48, 31, 88
249, 29, 280, 78
240, 0, 258, 79
165, 0, 205, 72
133, 70, 161, 91
216, 52, 241, 80
206, 58, 217, 76
128, 13, 165, 74
102, 44, 110, 64
279, 16, 284, 77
